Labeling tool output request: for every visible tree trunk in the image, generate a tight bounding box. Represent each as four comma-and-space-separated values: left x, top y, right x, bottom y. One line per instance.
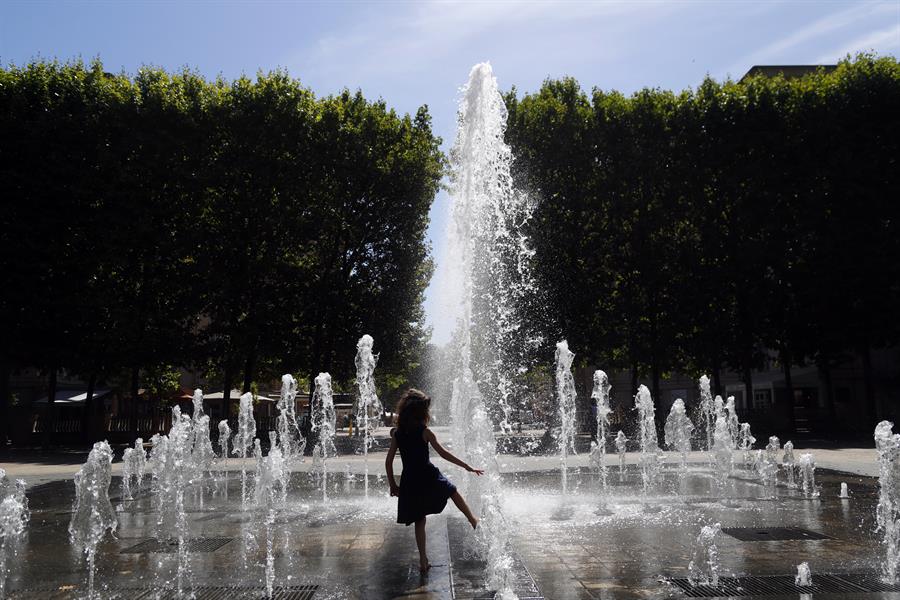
630, 363, 639, 398
711, 356, 722, 398
43, 364, 58, 451
242, 349, 256, 394
781, 345, 795, 435
129, 366, 139, 440
0, 361, 10, 453
820, 358, 836, 422
861, 345, 876, 424
81, 372, 97, 444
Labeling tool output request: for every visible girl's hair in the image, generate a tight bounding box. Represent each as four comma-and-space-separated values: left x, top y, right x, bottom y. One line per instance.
395, 388, 431, 431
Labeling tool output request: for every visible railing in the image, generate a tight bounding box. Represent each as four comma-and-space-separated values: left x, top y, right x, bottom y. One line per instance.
107, 417, 158, 433
32, 418, 82, 433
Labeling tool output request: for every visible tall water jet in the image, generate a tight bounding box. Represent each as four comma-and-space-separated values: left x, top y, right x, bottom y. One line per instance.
355, 334, 382, 499
277, 374, 306, 463
783, 440, 796, 488
688, 523, 721, 586
664, 399, 694, 472
798, 453, 819, 498
795, 562, 812, 586
698, 375, 715, 452
442, 61, 536, 598
591, 370, 612, 513
738, 423, 755, 469
635, 385, 663, 509
69, 441, 117, 599
218, 419, 232, 494
875, 420, 900, 582
756, 449, 777, 500
615, 431, 628, 481
0, 471, 28, 600
764, 436, 781, 490
712, 414, 734, 501
555, 341, 577, 496
724, 396, 740, 444
312, 372, 337, 501
253, 445, 285, 598
234, 392, 257, 507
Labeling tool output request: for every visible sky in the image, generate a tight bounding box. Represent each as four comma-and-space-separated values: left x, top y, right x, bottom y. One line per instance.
2, 0, 898, 344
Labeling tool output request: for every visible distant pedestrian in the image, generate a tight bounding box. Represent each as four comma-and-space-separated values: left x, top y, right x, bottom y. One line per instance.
385, 388, 482, 573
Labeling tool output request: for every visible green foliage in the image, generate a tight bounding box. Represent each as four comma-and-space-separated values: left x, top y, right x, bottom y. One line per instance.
0, 59, 443, 403
505, 55, 900, 412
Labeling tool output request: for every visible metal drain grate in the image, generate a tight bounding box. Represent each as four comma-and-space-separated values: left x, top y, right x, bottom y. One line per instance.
7, 585, 318, 599
668, 573, 900, 597
721, 527, 831, 541
121, 536, 233, 553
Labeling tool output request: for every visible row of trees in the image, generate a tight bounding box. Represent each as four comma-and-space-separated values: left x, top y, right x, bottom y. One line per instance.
0, 60, 443, 444
504, 55, 900, 432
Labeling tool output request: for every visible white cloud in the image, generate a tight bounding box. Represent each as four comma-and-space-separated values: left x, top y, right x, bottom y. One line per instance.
727, 1, 896, 74
817, 22, 900, 62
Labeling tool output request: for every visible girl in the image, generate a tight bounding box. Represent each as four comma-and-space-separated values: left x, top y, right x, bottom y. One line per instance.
385, 388, 482, 573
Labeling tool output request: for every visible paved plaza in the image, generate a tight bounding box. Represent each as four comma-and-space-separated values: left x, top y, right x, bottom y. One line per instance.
0, 434, 895, 600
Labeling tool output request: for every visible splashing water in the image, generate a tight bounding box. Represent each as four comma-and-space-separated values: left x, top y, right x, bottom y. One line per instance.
798, 453, 819, 499
615, 431, 628, 482
591, 370, 612, 512
277, 374, 307, 464
783, 441, 796, 488
0, 470, 28, 600
724, 396, 740, 446
355, 334, 382, 500
875, 421, 900, 582
712, 414, 734, 500
738, 423, 756, 469
555, 341, 577, 496
635, 385, 663, 508
441, 62, 538, 597
664, 399, 694, 472
688, 522, 721, 586
234, 392, 257, 507
698, 375, 715, 452
312, 372, 337, 501
795, 562, 812, 586
69, 441, 117, 599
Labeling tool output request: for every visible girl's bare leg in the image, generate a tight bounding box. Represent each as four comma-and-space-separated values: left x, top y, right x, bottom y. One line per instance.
451, 491, 478, 529
415, 517, 429, 572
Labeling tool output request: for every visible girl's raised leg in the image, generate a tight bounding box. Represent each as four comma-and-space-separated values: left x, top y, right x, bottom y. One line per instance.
450, 491, 478, 529
415, 517, 429, 572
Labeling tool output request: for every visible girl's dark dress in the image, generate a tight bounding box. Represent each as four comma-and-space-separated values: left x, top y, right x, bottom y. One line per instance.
393, 425, 457, 525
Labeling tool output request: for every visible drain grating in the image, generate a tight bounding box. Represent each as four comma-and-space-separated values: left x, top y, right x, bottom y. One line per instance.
7, 585, 317, 599
121, 536, 233, 553
720, 527, 831, 541
668, 573, 900, 597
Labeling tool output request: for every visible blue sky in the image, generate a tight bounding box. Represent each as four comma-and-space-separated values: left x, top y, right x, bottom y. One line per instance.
3, 0, 898, 344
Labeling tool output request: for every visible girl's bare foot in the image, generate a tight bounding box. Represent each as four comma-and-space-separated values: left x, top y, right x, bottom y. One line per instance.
469, 516, 478, 530
419, 560, 431, 573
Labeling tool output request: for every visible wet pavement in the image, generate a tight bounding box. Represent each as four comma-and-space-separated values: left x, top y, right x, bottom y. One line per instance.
0, 454, 896, 600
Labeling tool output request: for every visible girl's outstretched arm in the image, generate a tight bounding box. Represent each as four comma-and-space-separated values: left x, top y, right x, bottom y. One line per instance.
424, 428, 484, 475
385, 430, 400, 496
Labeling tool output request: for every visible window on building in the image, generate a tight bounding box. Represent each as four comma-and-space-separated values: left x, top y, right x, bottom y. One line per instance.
753, 389, 773, 409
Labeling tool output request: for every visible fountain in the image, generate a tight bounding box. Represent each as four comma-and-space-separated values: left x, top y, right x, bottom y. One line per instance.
591, 370, 612, 513
783, 440, 797, 488
277, 374, 306, 463
664, 398, 694, 472
253, 444, 286, 598
698, 375, 715, 451
724, 396, 740, 445
756, 449, 777, 499
738, 423, 755, 469
615, 431, 628, 481
798, 453, 819, 498
234, 392, 257, 507
712, 414, 734, 501
875, 420, 900, 582
69, 440, 117, 599
795, 562, 812, 586
311, 372, 337, 500
688, 522, 721, 586
840, 482, 850, 498
635, 385, 663, 510
555, 340, 577, 496
442, 61, 537, 597
355, 334, 382, 499
0, 470, 28, 600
